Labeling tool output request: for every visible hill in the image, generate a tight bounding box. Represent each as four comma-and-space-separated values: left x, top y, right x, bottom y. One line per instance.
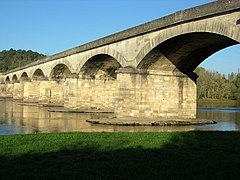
0, 48, 46, 72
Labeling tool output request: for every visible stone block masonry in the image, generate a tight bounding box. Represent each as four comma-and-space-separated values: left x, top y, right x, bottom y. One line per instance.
64, 77, 118, 111
115, 68, 196, 119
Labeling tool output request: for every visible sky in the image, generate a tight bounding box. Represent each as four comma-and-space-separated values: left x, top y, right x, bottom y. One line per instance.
0, 0, 239, 74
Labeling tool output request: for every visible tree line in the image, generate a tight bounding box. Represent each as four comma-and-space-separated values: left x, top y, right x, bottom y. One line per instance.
195, 67, 240, 101
0, 49, 46, 72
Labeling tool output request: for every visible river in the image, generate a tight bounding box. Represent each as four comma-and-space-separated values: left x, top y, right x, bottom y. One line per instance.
0, 99, 240, 135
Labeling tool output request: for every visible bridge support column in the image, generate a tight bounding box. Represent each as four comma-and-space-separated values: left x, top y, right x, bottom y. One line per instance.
64, 76, 79, 109
38, 79, 51, 104
48, 81, 65, 106
64, 76, 118, 111
0, 83, 13, 98
115, 67, 197, 119
77, 78, 117, 110
13, 82, 24, 100
23, 81, 41, 103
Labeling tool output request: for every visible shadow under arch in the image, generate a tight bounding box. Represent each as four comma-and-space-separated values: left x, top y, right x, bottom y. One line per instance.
137, 32, 239, 81
136, 20, 240, 80
32, 68, 46, 81
79, 54, 122, 80
49, 63, 73, 81
76, 47, 126, 74
12, 74, 18, 83
20, 72, 30, 82
5, 76, 10, 84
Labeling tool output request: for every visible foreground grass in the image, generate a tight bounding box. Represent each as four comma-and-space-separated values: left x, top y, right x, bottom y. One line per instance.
1, 132, 240, 179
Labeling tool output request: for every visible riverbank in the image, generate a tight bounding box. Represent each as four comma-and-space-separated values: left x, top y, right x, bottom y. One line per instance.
198, 98, 237, 107
1, 132, 240, 179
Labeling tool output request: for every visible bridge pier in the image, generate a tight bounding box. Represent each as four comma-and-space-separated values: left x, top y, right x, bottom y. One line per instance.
0, 83, 13, 98
23, 81, 41, 103
64, 77, 78, 109
38, 80, 51, 104
64, 76, 118, 111
13, 82, 24, 100
115, 67, 197, 119
43, 80, 65, 106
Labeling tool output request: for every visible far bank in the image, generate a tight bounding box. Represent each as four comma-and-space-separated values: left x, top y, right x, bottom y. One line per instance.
198, 98, 239, 107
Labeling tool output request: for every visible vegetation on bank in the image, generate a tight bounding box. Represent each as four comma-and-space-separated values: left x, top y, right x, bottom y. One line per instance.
195, 67, 240, 102
197, 98, 238, 107
0, 49, 46, 72
1, 132, 240, 179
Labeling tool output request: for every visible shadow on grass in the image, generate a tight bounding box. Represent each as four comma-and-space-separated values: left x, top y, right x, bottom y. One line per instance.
1, 131, 240, 179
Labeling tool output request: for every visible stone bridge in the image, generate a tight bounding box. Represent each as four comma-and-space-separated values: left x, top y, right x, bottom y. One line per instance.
0, 0, 240, 119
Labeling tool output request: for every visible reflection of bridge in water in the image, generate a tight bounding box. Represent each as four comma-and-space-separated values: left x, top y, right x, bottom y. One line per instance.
0, 0, 240, 120
0, 100, 196, 133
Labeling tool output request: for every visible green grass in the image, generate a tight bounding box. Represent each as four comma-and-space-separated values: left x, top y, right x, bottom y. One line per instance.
1, 132, 240, 179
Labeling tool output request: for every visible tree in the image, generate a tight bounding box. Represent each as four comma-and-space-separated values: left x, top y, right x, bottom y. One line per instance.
0, 49, 46, 72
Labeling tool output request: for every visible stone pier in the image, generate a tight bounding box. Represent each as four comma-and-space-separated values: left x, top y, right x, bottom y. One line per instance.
115, 68, 196, 119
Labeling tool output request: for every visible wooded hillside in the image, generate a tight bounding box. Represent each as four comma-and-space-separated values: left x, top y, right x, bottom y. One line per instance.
195, 67, 240, 101
0, 49, 46, 72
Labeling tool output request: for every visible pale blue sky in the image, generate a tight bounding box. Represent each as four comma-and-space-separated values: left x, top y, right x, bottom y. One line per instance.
1, 0, 239, 74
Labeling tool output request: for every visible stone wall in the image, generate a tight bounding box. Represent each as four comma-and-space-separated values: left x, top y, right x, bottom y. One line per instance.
23, 81, 41, 102
0, 83, 13, 98
115, 68, 196, 119
0, 69, 197, 119
64, 78, 118, 110
13, 83, 24, 100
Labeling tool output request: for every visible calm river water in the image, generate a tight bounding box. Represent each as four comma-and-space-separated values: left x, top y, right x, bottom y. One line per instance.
0, 99, 240, 135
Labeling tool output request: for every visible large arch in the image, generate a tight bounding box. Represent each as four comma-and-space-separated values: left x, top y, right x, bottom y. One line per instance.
136, 20, 240, 79
32, 69, 46, 80
79, 54, 122, 80
20, 72, 30, 82
49, 63, 73, 81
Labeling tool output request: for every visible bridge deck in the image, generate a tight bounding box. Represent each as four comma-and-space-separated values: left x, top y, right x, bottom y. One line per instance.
4, 0, 240, 74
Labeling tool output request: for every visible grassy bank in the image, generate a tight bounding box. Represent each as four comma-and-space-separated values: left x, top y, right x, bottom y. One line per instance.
1, 132, 240, 179
198, 98, 237, 107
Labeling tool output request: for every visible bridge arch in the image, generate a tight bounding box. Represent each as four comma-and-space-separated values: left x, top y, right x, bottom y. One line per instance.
12, 74, 18, 83
5, 76, 10, 84
79, 54, 122, 80
77, 48, 126, 73
32, 69, 46, 80
20, 72, 30, 82
49, 63, 73, 81
237, 19, 240, 25
136, 20, 240, 78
